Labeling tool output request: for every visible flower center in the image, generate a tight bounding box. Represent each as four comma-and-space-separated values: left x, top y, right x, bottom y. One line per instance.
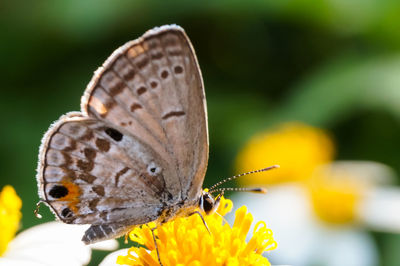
309, 172, 365, 225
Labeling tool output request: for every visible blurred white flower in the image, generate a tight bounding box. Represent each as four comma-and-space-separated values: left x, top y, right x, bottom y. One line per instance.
232, 161, 400, 266
0, 221, 118, 266
233, 123, 400, 266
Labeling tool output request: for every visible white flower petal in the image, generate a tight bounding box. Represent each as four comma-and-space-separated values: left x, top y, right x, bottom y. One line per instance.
358, 187, 400, 232
232, 185, 317, 266
0, 257, 49, 266
3, 222, 118, 266
89, 239, 119, 251
99, 248, 130, 266
232, 184, 378, 266
8, 222, 89, 248
314, 227, 378, 266
315, 161, 396, 185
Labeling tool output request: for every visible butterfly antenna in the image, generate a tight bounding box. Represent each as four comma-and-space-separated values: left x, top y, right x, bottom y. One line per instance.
208, 165, 279, 191
209, 187, 267, 194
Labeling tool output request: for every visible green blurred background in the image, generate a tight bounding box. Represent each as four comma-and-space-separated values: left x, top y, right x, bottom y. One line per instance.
1, 0, 400, 265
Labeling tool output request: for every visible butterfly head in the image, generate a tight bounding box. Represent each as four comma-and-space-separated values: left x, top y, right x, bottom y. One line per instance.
199, 189, 222, 215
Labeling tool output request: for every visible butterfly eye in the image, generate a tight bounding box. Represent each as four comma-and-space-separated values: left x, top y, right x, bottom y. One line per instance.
147, 162, 161, 176
105, 127, 123, 141
200, 193, 214, 214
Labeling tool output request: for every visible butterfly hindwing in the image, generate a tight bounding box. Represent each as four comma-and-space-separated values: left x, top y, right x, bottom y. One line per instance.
38, 113, 170, 225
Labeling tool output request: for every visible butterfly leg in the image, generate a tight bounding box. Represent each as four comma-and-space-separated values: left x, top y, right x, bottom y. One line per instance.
124, 232, 129, 244
191, 211, 211, 235
150, 226, 163, 266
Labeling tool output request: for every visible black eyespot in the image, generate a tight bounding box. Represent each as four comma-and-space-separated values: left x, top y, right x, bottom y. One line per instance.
105, 127, 123, 141
49, 185, 68, 198
202, 195, 214, 214
147, 162, 161, 176
61, 207, 73, 218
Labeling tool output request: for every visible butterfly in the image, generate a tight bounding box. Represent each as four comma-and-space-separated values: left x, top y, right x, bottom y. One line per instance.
35, 26, 277, 263
36, 25, 221, 246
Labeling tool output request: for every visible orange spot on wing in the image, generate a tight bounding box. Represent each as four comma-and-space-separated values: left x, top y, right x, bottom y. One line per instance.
59, 181, 81, 213
89, 96, 108, 116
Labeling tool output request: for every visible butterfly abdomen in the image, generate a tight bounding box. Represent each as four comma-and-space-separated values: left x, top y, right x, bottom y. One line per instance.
82, 223, 130, 244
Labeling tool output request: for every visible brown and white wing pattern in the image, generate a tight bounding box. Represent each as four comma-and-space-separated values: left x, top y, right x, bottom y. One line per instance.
81, 25, 208, 200
37, 113, 170, 225
36, 25, 209, 242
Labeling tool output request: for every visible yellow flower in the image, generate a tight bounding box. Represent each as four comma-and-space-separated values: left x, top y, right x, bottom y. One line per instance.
236, 122, 334, 185
116, 197, 276, 266
0, 185, 22, 256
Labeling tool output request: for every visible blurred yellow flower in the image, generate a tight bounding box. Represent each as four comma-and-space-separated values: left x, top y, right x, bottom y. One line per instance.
309, 166, 365, 224
236, 122, 334, 185
116, 197, 277, 266
0, 185, 22, 256
233, 121, 400, 266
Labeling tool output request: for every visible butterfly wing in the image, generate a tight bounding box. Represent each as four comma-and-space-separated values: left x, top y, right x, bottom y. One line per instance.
37, 113, 170, 225
37, 25, 209, 229
81, 25, 209, 201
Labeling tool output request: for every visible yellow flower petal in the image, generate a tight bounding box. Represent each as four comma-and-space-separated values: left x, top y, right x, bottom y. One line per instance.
117, 197, 276, 265
0, 185, 22, 256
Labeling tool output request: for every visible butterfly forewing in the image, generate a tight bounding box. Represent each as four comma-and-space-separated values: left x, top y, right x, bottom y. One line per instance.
81, 26, 208, 199
37, 25, 209, 241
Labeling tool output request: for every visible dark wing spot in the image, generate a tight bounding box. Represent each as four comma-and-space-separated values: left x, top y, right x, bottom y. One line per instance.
105, 128, 123, 141
62, 139, 77, 151
78, 173, 96, 184
150, 81, 158, 88
130, 103, 142, 112
137, 86, 147, 95
49, 185, 68, 198
109, 81, 124, 96
162, 111, 186, 120
161, 70, 169, 79
123, 69, 135, 80
95, 138, 110, 152
77, 160, 94, 172
79, 129, 94, 141
92, 185, 105, 196
89, 198, 100, 211
137, 57, 149, 69
115, 167, 129, 187
174, 65, 183, 74
61, 207, 73, 218
151, 52, 163, 60
169, 50, 182, 56
104, 100, 115, 110
83, 148, 96, 160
